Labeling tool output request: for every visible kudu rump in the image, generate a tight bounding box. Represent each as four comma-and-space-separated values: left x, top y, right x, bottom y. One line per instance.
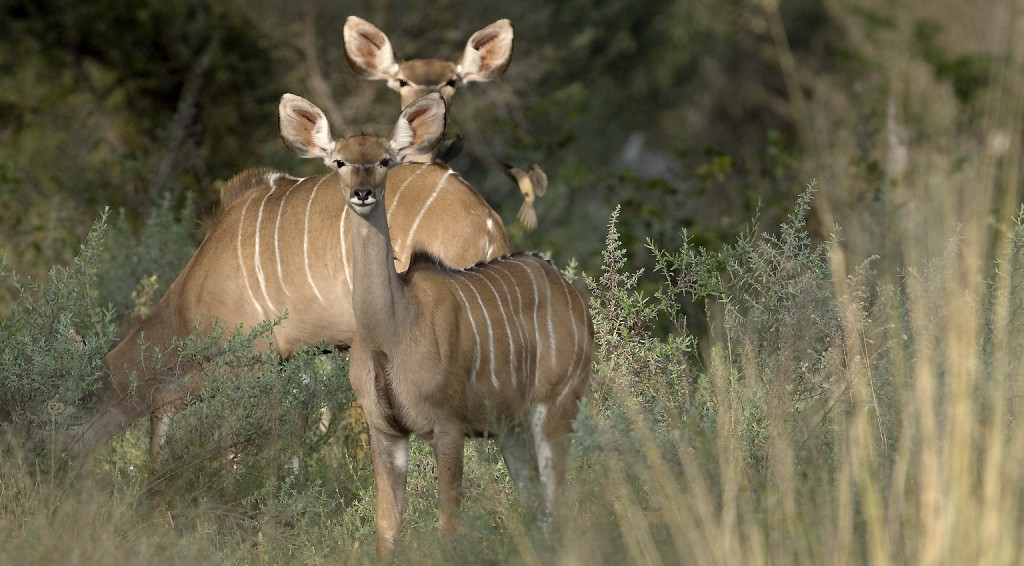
279, 91, 593, 555
64, 121, 510, 460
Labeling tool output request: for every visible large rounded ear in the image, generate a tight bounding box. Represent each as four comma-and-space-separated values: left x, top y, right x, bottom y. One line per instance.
279, 94, 336, 163
343, 16, 400, 80
390, 93, 447, 160
456, 19, 513, 83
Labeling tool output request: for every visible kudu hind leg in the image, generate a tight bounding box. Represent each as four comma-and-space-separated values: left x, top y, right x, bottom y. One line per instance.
531, 402, 572, 525
499, 424, 542, 511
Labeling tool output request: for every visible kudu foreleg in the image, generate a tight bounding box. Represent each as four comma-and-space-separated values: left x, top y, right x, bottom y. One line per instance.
370, 429, 411, 556
149, 402, 181, 466
432, 422, 466, 541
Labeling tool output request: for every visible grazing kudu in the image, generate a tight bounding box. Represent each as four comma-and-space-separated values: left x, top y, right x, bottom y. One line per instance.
62, 102, 511, 462
279, 92, 593, 555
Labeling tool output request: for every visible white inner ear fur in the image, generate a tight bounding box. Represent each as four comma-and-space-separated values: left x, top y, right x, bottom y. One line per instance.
310, 114, 334, 156
390, 117, 415, 155
457, 48, 483, 77
376, 53, 400, 78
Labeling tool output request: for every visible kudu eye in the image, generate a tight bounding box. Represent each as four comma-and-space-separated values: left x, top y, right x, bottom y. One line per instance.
379, 158, 391, 168
334, 160, 346, 169
445, 78, 457, 88
398, 79, 409, 88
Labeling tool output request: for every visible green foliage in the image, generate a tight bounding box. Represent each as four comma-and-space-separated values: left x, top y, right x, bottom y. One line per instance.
98, 192, 200, 317
0, 213, 116, 438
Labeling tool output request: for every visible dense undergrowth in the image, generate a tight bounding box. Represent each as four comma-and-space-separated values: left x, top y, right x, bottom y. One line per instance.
5, 170, 1024, 563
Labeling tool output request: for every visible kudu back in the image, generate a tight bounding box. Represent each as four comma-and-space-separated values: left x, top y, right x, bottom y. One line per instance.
64, 112, 511, 459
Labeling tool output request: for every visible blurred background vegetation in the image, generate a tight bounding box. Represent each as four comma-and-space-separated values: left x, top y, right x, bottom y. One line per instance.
3, 0, 1008, 314
3, 0, 1024, 563
1, 0, 894, 315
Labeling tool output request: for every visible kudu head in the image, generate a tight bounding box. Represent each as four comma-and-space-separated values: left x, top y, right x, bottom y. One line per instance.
278, 92, 448, 217
343, 16, 513, 108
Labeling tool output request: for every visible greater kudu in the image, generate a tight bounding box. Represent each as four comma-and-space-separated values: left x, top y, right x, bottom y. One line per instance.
280, 92, 593, 556
63, 103, 511, 462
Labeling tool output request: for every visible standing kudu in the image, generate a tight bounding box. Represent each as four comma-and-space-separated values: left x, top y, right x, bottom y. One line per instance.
279, 91, 593, 555
63, 106, 511, 461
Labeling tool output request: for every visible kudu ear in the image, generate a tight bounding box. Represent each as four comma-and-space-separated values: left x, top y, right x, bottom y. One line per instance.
457, 19, 513, 83
343, 16, 400, 80
279, 94, 336, 163
390, 93, 448, 160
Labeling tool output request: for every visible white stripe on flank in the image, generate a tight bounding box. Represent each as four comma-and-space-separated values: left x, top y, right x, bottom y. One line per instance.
542, 262, 556, 375
403, 170, 451, 255
273, 178, 299, 297
386, 163, 432, 223
464, 275, 498, 390
236, 193, 266, 320
254, 184, 278, 313
509, 257, 542, 380
469, 270, 517, 387
452, 280, 481, 388
303, 176, 330, 304
555, 276, 583, 406
339, 202, 351, 290
491, 263, 530, 388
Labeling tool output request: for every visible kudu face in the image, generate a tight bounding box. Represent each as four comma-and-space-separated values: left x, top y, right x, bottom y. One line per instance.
343, 16, 513, 108
331, 137, 393, 215
279, 92, 449, 217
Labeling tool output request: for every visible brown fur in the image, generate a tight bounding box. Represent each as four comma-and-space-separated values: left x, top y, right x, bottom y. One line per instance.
218, 167, 280, 211
63, 155, 509, 464
312, 94, 592, 555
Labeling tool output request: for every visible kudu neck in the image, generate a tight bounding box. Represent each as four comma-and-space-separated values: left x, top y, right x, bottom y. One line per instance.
349, 195, 415, 345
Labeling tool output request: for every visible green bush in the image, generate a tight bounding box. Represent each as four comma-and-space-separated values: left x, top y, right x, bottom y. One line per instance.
0, 212, 116, 444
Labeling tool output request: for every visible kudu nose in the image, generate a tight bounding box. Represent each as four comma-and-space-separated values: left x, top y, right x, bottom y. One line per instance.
354, 188, 373, 203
